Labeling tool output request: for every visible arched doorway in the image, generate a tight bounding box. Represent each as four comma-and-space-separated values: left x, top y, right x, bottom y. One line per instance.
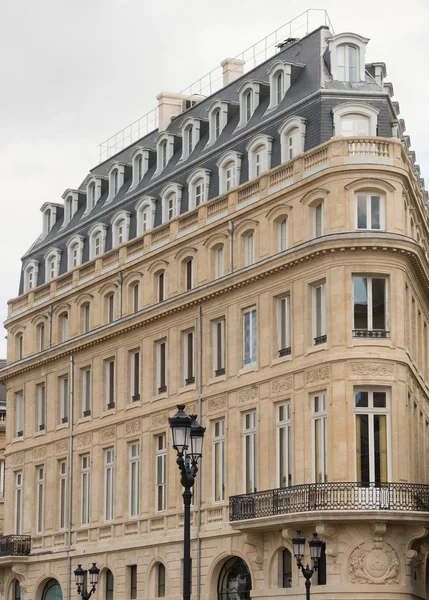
41, 579, 62, 600
218, 557, 251, 599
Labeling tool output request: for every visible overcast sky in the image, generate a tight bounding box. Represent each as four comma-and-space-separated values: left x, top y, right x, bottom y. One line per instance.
0, 0, 428, 357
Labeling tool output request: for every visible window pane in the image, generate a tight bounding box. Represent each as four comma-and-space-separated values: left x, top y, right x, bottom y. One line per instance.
355, 391, 368, 407
356, 414, 370, 484
349, 45, 358, 82
353, 277, 368, 329
373, 391, 386, 408
357, 196, 367, 229
371, 196, 381, 229
372, 278, 386, 330
374, 415, 387, 483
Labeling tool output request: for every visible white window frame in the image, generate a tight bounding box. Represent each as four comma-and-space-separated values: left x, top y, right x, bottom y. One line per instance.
243, 231, 255, 267
15, 391, 24, 438
213, 317, 225, 377
312, 282, 327, 344
313, 201, 324, 237
36, 465, 44, 533
207, 100, 229, 145
212, 419, 225, 502
88, 224, 107, 259
246, 135, 273, 179
217, 151, 242, 194
353, 276, 388, 333
82, 367, 91, 417
242, 306, 257, 367
60, 312, 69, 342
67, 235, 84, 269
129, 442, 140, 518
130, 349, 140, 401
83, 176, 104, 214
38, 322, 45, 351
312, 393, 327, 483
106, 293, 115, 323
267, 61, 292, 109
161, 183, 182, 223
355, 193, 384, 230
0, 461, 5, 501
214, 245, 225, 279
156, 339, 167, 394
180, 117, 202, 160
278, 117, 307, 163
131, 282, 140, 313
277, 402, 292, 488
44, 248, 62, 283
328, 32, 369, 82
81, 454, 90, 525
61, 190, 79, 227
59, 374, 69, 424
278, 217, 288, 252
183, 329, 195, 386
40, 202, 59, 238
15, 471, 23, 534
23, 259, 39, 293
187, 168, 211, 210
16, 333, 23, 360
37, 383, 46, 431
59, 459, 67, 529
277, 295, 291, 356
130, 147, 150, 188
106, 162, 126, 202
136, 196, 156, 235
243, 410, 257, 493
333, 103, 378, 137
82, 303, 90, 333
104, 447, 115, 522
155, 133, 175, 176
111, 210, 131, 247
237, 81, 260, 128
156, 434, 166, 512
105, 358, 115, 409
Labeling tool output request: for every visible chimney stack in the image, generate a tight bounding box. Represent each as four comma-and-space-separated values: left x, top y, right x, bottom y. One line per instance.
221, 58, 245, 87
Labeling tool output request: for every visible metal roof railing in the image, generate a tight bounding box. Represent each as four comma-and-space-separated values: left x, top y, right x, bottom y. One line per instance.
98, 9, 334, 163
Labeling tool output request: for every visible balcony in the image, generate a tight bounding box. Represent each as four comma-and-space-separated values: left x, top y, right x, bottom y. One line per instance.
229, 482, 429, 523
0, 535, 31, 557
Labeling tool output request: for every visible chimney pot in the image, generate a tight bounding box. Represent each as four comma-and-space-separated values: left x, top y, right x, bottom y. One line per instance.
221, 57, 245, 86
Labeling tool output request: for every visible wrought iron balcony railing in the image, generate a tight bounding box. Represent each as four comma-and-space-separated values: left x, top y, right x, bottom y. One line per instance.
353, 329, 390, 339
0, 535, 31, 556
229, 482, 429, 522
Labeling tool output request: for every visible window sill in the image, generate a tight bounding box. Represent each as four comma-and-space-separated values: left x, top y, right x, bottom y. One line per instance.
100, 408, 117, 418
207, 374, 227, 385
125, 401, 141, 411
179, 383, 197, 394
271, 353, 292, 366
306, 343, 328, 356
56, 422, 69, 432
155, 391, 168, 400
12, 436, 24, 444
238, 364, 258, 376
34, 430, 46, 438
77, 415, 92, 425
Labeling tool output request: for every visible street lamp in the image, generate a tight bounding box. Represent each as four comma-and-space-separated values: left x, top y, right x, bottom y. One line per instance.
292, 531, 323, 600
169, 405, 205, 600
74, 563, 100, 599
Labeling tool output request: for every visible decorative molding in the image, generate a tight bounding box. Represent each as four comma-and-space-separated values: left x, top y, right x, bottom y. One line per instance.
208, 395, 227, 414
100, 426, 116, 442
349, 542, 399, 584
244, 533, 264, 569
125, 419, 141, 436
75, 433, 92, 449
350, 362, 394, 377
151, 411, 167, 428
56, 439, 69, 454
238, 384, 258, 403
33, 445, 46, 460
305, 366, 330, 385
271, 376, 293, 395
372, 522, 387, 549
404, 525, 428, 554
9, 451, 24, 466
316, 523, 338, 562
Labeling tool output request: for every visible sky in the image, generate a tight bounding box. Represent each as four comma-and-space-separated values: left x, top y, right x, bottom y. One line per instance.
0, 0, 428, 357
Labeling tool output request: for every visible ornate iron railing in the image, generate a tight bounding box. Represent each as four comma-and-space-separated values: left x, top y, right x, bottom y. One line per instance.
0, 535, 31, 556
353, 329, 390, 339
229, 482, 429, 522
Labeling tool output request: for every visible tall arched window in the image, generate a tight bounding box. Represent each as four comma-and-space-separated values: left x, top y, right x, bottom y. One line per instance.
157, 271, 165, 302
13, 579, 21, 600
337, 44, 358, 82
105, 570, 114, 600
184, 258, 193, 291
82, 303, 91, 333
157, 563, 165, 598
59, 312, 69, 342
89, 224, 107, 259
89, 182, 96, 208
42, 579, 63, 600
161, 184, 182, 223
160, 141, 167, 169
213, 245, 225, 279
187, 169, 211, 210
67, 236, 84, 269
267, 62, 291, 109
131, 282, 140, 312
112, 211, 131, 247
278, 117, 307, 163
136, 197, 156, 235
246, 135, 273, 179
218, 557, 251, 600
217, 152, 242, 194
243, 231, 255, 267
112, 169, 119, 195
207, 100, 229, 145
332, 103, 378, 137
37, 323, 45, 351
106, 293, 115, 324
278, 218, 288, 252
237, 81, 260, 128
23, 260, 39, 292
45, 248, 62, 283
16, 333, 23, 360
214, 109, 220, 139
281, 548, 292, 588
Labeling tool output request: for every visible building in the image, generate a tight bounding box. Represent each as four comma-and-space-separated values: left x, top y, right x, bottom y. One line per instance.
1, 10, 429, 600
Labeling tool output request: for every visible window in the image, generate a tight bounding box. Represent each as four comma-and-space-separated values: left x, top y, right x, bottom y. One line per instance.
243, 231, 255, 267
337, 44, 358, 82
60, 312, 69, 342
213, 318, 225, 376
157, 271, 165, 302
245, 90, 252, 122
130, 349, 140, 401
214, 109, 220, 139
137, 155, 143, 180
214, 245, 225, 279
278, 218, 288, 252
81, 454, 90, 525
332, 103, 378, 137
355, 193, 383, 230
15, 471, 23, 534
112, 211, 131, 247
281, 548, 293, 588
0, 461, 5, 501
187, 125, 193, 156
277, 295, 291, 356
312, 282, 326, 345
312, 393, 327, 483
187, 169, 210, 209
161, 182, 184, 222
82, 367, 91, 417
243, 411, 256, 493
37, 383, 46, 431
217, 151, 242, 194
107, 293, 115, 323
313, 201, 324, 237
155, 133, 175, 175
353, 276, 388, 336
36, 465, 44, 533
157, 563, 166, 597
243, 307, 257, 367
156, 339, 167, 394
237, 82, 260, 127
183, 330, 195, 385
213, 419, 225, 502
59, 375, 69, 424
13, 580, 21, 600
59, 459, 67, 529
82, 303, 91, 333
246, 135, 273, 179
131, 148, 149, 189
104, 448, 114, 521
279, 117, 306, 162
130, 565, 137, 600
160, 141, 167, 169
37, 323, 45, 351
277, 403, 292, 487
16, 334, 23, 360
23, 260, 39, 292
105, 569, 114, 600
41, 203, 58, 237
185, 258, 193, 291
112, 169, 119, 196
45, 248, 61, 282
15, 391, 24, 437
136, 197, 156, 235
156, 434, 166, 512
355, 389, 389, 484
341, 113, 370, 136
207, 100, 229, 145
105, 358, 115, 409
67, 236, 83, 269
89, 182, 96, 208
89, 224, 107, 259
328, 32, 368, 83
267, 62, 292, 109
129, 442, 140, 517
166, 193, 177, 221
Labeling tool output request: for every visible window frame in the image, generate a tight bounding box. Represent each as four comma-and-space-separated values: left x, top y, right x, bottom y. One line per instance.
105, 358, 116, 410
212, 317, 226, 377
59, 374, 69, 424
15, 391, 24, 438
130, 349, 141, 402
277, 295, 291, 357
267, 61, 292, 109
129, 442, 140, 518
156, 339, 167, 394
36, 465, 44, 533
37, 383, 46, 431
312, 393, 327, 483
278, 117, 307, 163
155, 434, 167, 513
216, 151, 242, 195
242, 306, 257, 367
59, 459, 67, 530
15, 470, 23, 534
353, 275, 388, 335
81, 367, 92, 417
312, 282, 327, 345
242, 410, 257, 493
212, 419, 225, 502
183, 329, 195, 386
104, 447, 115, 522
355, 192, 384, 230
81, 454, 90, 526
277, 402, 292, 488
246, 135, 273, 179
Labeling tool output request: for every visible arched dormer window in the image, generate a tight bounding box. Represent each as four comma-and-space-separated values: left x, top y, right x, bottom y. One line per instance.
328, 32, 369, 82
83, 175, 105, 214
332, 103, 378, 137
267, 61, 292, 109
67, 235, 84, 269
89, 223, 107, 259
23, 259, 39, 293
237, 81, 260, 128
207, 100, 230, 146
106, 162, 126, 202
130, 147, 150, 189
246, 135, 273, 179
45, 248, 62, 282
180, 117, 203, 161
41, 203, 60, 238
187, 168, 211, 210
61, 189, 79, 227
217, 151, 242, 194
136, 196, 156, 235
111, 210, 131, 247
161, 183, 182, 223
155, 132, 175, 176
278, 116, 307, 163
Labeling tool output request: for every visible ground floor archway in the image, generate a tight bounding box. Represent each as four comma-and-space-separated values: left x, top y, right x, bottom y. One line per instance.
217, 556, 251, 599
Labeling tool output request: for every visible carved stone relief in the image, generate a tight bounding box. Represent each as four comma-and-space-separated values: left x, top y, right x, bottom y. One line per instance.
33, 445, 46, 460
75, 433, 92, 449
305, 366, 330, 385
244, 533, 264, 569
56, 440, 69, 455
271, 376, 293, 395
238, 385, 258, 404
9, 452, 24, 466
151, 411, 167, 428
208, 395, 227, 414
125, 419, 141, 436
100, 426, 116, 442
316, 523, 338, 562
350, 362, 394, 377
349, 541, 399, 584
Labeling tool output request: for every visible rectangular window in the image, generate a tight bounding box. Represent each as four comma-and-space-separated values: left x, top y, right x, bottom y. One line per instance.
156, 434, 166, 512
130, 565, 137, 600
243, 307, 257, 367
59, 375, 69, 424
214, 246, 224, 279
36, 465, 44, 533
312, 283, 326, 345
129, 442, 140, 517
158, 272, 165, 302
225, 165, 235, 191
213, 419, 225, 502
81, 454, 90, 525
15, 391, 24, 437
132, 283, 139, 313
18, 334, 23, 360
314, 202, 324, 237
82, 367, 91, 417
353, 276, 388, 336
83, 304, 90, 333
61, 314, 68, 342
244, 232, 254, 267
15, 471, 23, 534
183, 330, 195, 385
0, 461, 5, 501
356, 194, 383, 230
277, 295, 291, 356
59, 459, 67, 529
277, 403, 292, 487
105, 358, 115, 409
107, 294, 114, 323
278, 218, 288, 252
37, 383, 46, 431
312, 393, 327, 483
355, 389, 389, 484
104, 447, 114, 521
243, 411, 256, 493
195, 182, 204, 206
185, 259, 193, 290
130, 350, 140, 401
39, 324, 45, 351
213, 318, 225, 376
156, 340, 167, 394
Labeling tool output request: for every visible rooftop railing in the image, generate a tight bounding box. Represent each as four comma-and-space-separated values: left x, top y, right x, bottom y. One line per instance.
0, 535, 31, 557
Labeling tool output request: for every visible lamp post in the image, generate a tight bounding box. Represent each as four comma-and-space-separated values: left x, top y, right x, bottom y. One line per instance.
74, 563, 100, 599
169, 404, 205, 600
292, 531, 323, 600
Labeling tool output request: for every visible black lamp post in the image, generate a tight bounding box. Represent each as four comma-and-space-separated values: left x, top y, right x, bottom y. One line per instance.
169, 405, 205, 600
292, 531, 323, 600
74, 563, 100, 599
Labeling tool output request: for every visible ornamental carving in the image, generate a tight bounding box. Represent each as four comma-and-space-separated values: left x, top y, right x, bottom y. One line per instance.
272, 376, 293, 395
238, 385, 258, 403
349, 542, 399, 584
316, 523, 338, 562
305, 366, 330, 385
33, 446, 46, 460
75, 433, 92, 449
208, 396, 227, 414
152, 412, 167, 428
350, 363, 394, 377
10, 452, 24, 466
244, 533, 264, 569
56, 440, 68, 454
100, 426, 116, 442
125, 419, 141, 436
186, 403, 197, 415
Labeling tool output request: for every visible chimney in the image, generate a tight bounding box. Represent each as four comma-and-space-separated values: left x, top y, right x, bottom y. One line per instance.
221, 58, 245, 86
156, 92, 202, 131
372, 62, 386, 88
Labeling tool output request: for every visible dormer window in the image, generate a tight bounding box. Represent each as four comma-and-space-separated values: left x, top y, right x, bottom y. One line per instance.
187, 169, 211, 210
161, 183, 182, 223
207, 100, 230, 145
112, 211, 131, 247
130, 147, 150, 189
23, 260, 39, 293
67, 236, 84, 269
89, 223, 107, 259
41, 203, 59, 238
61, 190, 79, 228
217, 151, 242, 194
89, 183, 96, 207
155, 133, 175, 175
247, 135, 273, 179
160, 141, 167, 169
180, 118, 203, 161
267, 61, 292, 109
237, 81, 260, 128
278, 116, 307, 162
328, 32, 369, 83
83, 175, 104, 214
45, 248, 62, 282
245, 91, 252, 122
214, 109, 220, 139
112, 169, 118, 195
332, 103, 378, 137
136, 197, 156, 235
106, 162, 126, 202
